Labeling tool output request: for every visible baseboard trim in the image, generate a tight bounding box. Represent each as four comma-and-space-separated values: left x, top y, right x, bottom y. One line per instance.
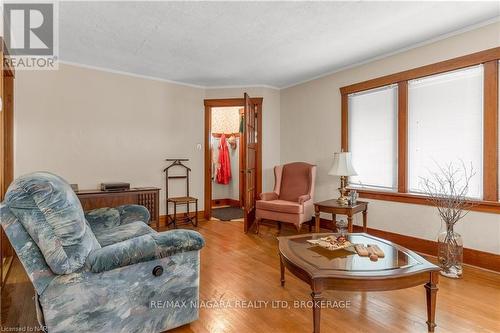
211, 198, 241, 208
317, 218, 500, 273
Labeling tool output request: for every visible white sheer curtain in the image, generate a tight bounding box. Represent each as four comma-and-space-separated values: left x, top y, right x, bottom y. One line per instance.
408, 65, 483, 198
348, 85, 398, 190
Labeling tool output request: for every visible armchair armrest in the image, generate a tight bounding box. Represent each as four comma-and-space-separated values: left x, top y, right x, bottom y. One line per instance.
298, 194, 311, 204
116, 204, 150, 225
85, 205, 150, 232
85, 229, 204, 273
259, 192, 278, 201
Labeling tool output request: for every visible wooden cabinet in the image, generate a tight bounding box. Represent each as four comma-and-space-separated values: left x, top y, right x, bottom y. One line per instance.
76, 188, 160, 229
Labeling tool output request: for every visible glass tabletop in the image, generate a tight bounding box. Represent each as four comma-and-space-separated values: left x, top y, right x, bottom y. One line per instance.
287, 234, 421, 272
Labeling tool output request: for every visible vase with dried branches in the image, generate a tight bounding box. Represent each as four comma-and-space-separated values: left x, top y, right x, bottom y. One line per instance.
420, 162, 475, 279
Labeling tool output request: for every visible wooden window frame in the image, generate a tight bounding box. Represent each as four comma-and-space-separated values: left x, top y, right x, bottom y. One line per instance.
340, 47, 500, 213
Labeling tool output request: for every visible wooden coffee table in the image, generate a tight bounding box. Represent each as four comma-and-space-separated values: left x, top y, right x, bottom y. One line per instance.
278, 233, 440, 333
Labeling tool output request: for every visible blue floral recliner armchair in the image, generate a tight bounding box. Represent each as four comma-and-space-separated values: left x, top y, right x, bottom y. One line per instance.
0, 172, 205, 333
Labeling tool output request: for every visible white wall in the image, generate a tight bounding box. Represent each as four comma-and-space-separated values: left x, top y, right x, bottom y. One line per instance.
280, 22, 500, 254
14, 65, 281, 215
14, 64, 206, 214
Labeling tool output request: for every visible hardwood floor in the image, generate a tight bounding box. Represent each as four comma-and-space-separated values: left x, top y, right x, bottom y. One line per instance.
1, 220, 500, 332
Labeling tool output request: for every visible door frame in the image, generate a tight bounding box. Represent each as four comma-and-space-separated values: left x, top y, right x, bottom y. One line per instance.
1, 37, 15, 288
204, 97, 263, 222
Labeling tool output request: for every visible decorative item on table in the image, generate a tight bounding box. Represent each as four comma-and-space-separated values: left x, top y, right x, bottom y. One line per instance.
100, 182, 130, 192
336, 218, 348, 236
328, 151, 357, 206
348, 190, 358, 205
420, 161, 475, 279
354, 244, 385, 261
307, 235, 353, 251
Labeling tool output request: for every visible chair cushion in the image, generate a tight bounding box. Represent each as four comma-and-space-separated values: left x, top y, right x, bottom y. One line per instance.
256, 200, 304, 214
279, 162, 312, 202
85, 207, 121, 233
4, 172, 100, 274
94, 221, 156, 247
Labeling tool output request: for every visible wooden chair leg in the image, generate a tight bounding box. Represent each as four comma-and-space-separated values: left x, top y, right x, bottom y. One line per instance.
255, 218, 261, 234
278, 222, 282, 232
173, 203, 177, 229
195, 200, 199, 227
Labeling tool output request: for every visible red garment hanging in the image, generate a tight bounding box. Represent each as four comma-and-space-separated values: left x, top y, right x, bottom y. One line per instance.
216, 134, 232, 184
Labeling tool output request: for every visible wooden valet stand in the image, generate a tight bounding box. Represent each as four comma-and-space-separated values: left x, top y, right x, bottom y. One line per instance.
164, 159, 198, 228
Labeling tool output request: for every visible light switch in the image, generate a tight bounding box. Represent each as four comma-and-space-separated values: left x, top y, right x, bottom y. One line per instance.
196, 143, 202, 151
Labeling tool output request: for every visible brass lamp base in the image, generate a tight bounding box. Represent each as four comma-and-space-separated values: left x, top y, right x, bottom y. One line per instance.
337, 175, 349, 206
337, 195, 348, 206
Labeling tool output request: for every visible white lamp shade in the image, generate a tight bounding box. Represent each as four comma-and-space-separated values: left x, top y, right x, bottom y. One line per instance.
328, 152, 357, 176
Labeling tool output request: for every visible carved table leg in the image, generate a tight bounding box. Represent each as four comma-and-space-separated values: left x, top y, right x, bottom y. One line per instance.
173, 203, 177, 229
425, 271, 439, 332
280, 255, 285, 287
362, 210, 367, 233
314, 206, 320, 233
347, 215, 353, 233
311, 291, 322, 333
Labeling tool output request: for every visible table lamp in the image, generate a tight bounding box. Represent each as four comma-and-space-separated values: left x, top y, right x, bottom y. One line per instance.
328, 152, 357, 205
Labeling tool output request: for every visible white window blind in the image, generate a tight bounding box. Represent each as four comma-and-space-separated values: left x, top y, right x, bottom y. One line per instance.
348, 85, 398, 190
408, 65, 483, 198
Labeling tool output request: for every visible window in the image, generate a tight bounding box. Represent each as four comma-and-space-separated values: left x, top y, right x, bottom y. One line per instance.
340, 48, 500, 211
408, 65, 484, 198
348, 85, 398, 190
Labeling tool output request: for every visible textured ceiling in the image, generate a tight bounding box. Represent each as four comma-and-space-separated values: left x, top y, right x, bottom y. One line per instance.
59, 1, 500, 88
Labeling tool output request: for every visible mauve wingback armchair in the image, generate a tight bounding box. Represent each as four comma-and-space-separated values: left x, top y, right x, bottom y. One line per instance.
255, 162, 316, 233
0, 172, 205, 333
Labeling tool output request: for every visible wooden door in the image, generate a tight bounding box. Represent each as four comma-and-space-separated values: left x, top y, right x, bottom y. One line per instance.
0, 40, 4, 288
238, 108, 245, 208
242, 93, 258, 233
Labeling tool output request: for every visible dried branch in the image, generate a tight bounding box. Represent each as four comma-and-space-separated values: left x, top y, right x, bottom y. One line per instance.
419, 161, 475, 228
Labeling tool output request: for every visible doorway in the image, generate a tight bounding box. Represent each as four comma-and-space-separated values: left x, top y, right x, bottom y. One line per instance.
204, 95, 262, 233
210, 106, 244, 221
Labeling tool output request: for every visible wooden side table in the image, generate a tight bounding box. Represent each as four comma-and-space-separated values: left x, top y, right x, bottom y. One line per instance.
314, 200, 368, 233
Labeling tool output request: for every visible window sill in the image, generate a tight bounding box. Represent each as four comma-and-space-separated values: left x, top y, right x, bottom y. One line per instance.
351, 188, 500, 214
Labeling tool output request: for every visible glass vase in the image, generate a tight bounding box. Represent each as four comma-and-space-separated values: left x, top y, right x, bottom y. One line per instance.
437, 224, 463, 279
